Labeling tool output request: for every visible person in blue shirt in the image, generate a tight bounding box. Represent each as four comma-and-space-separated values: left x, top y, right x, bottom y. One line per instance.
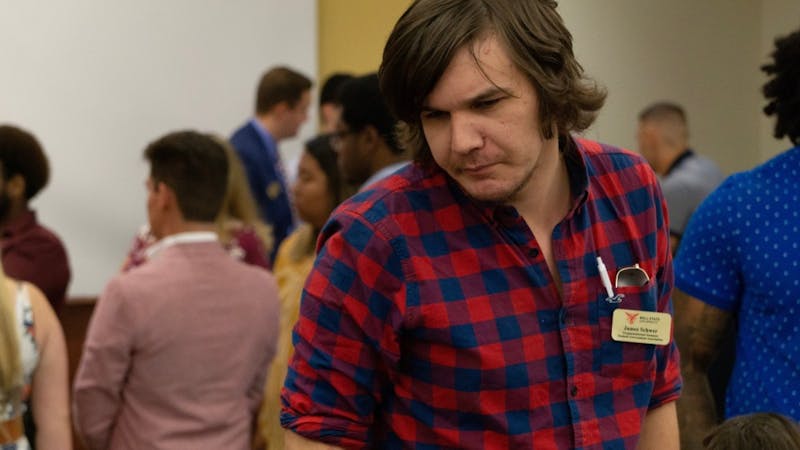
230, 66, 312, 262
674, 27, 800, 450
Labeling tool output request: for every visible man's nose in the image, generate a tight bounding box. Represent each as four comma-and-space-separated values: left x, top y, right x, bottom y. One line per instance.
449, 112, 482, 155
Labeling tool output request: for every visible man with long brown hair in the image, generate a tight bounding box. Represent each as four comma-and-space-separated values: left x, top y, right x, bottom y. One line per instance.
282, 1, 681, 448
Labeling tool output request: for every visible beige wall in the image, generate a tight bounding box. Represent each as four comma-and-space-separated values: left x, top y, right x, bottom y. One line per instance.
317, 0, 410, 80
561, 0, 800, 174
318, 0, 799, 174
560, 1, 766, 175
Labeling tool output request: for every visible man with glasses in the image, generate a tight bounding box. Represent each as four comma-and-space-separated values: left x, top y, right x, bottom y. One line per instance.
330, 73, 409, 191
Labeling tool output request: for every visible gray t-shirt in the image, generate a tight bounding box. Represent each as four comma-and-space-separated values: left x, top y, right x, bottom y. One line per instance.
661, 151, 725, 237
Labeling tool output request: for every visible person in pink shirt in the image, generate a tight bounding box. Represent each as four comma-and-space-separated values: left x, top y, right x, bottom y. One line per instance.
74, 131, 280, 450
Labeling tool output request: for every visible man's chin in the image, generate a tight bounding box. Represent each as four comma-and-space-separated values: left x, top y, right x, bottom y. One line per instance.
461, 184, 516, 204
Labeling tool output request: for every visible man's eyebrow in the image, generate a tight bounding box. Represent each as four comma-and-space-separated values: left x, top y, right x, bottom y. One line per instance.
470, 86, 507, 103
422, 86, 509, 112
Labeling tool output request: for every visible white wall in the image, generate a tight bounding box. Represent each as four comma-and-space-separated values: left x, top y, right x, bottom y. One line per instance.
0, 1, 317, 297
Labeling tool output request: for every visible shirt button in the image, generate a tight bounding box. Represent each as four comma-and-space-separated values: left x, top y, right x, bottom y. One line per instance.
570, 386, 579, 397
527, 248, 540, 258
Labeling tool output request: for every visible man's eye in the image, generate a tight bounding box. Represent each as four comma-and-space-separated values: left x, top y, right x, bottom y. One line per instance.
475, 98, 501, 109
421, 110, 446, 120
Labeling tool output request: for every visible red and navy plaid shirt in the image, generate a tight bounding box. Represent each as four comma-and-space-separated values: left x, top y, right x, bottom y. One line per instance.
281, 138, 681, 449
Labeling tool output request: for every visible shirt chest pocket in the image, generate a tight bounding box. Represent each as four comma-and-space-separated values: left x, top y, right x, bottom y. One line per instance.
597, 280, 658, 379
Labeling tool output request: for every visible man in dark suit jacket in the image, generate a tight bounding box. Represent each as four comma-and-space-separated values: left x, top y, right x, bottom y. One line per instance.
230, 66, 312, 261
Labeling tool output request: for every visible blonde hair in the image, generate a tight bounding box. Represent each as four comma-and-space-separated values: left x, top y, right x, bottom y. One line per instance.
216, 142, 274, 254
0, 265, 22, 410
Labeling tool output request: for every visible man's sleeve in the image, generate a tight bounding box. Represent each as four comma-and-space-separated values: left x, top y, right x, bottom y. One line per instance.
73, 278, 134, 450
674, 177, 742, 310
280, 212, 405, 449
649, 171, 683, 408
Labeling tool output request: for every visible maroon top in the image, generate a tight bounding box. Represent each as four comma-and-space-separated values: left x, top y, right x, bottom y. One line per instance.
1, 209, 71, 313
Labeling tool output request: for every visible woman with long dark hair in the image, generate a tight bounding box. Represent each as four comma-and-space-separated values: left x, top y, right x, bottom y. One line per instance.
255, 134, 353, 450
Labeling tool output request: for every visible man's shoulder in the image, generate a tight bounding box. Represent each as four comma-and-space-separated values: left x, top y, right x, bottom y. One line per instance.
229, 121, 261, 153
687, 152, 723, 173
662, 157, 721, 193
575, 137, 638, 157
5, 219, 68, 256
574, 137, 658, 195
118, 245, 275, 296
230, 120, 255, 139
750, 145, 800, 180
316, 163, 466, 254
334, 163, 452, 226
100, 250, 278, 341
668, 153, 724, 182
706, 148, 797, 199
575, 137, 651, 175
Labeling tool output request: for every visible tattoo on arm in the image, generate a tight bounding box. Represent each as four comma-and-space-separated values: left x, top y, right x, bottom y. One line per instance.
673, 289, 733, 450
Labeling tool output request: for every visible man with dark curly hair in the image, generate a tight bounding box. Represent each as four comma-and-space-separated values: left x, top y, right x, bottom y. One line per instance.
0, 124, 71, 314
281, 1, 681, 449
673, 27, 800, 450
0, 124, 72, 449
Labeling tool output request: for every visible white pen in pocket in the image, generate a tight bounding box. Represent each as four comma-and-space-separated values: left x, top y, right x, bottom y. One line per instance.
596, 257, 614, 298
596, 256, 623, 303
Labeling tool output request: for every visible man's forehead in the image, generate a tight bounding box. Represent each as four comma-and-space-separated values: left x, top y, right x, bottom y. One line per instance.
421, 61, 529, 111
422, 37, 520, 110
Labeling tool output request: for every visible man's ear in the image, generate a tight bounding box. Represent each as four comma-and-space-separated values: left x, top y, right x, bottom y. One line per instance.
153, 181, 176, 210
641, 124, 662, 148
361, 125, 380, 148
272, 100, 291, 117
6, 174, 26, 201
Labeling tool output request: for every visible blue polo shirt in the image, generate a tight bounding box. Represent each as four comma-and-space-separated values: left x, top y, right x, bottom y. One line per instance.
674, 146, 800, 420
